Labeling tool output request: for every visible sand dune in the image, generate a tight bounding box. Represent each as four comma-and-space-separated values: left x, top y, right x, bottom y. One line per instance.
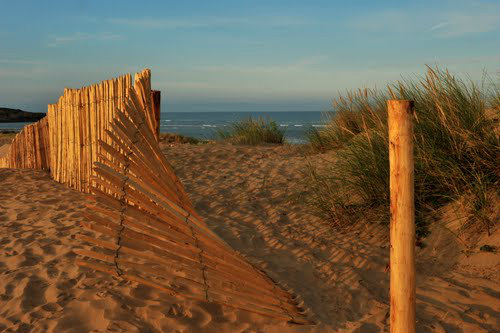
0, 143, 498, 332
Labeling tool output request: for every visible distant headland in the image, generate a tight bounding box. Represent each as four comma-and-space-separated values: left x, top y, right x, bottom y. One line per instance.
0, 108, 45, 122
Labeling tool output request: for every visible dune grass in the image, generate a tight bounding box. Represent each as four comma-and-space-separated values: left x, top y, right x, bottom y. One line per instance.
215, 117, 285, 145
302, 67, 500, 236
159, 132, 205, 144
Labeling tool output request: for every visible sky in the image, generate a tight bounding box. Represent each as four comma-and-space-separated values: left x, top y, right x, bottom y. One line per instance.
0, 0, 499, 112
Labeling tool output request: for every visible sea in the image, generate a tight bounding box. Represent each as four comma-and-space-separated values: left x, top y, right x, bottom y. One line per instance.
0, 111, 329, 144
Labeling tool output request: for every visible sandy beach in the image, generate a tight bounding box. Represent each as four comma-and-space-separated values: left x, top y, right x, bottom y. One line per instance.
0, 142, 498, 332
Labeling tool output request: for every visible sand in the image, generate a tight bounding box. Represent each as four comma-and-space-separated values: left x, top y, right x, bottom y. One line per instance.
0, 143, 498, 332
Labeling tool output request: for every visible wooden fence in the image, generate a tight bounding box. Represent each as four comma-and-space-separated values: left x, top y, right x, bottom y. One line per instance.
0, 69, 159, 193
75, 85, 311, 324
47, 69, 159, 192
0, 117, 50, 169
0, 70, 311, 324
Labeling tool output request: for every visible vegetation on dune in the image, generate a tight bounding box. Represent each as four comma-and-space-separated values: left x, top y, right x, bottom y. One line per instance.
215, 117, 285, 145
302, 67, 500, 237
159, 132, 206, 144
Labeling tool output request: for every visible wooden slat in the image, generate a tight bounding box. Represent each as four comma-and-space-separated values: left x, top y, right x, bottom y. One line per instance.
85, 198, 285, 293
73, 247, 298, 316
121, 96, 195, 210
75, 259, 296, 322
93, 160, 223, 246
78, 219, 292, 301
75, 233, 293, 304
80, 215, 277, 292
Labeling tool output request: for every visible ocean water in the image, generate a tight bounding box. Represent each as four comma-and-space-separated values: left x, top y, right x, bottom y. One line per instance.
160, 111, 326, 144
0, 111, 329, 144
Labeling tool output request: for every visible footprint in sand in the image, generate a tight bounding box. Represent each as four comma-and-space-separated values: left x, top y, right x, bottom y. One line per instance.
15, 212, 28, 221
40, 243, 56, 255
130, 284, 155, 300
40, 198, 60, 205
10, 322, 34, 333
0, 283, 14, 301
41, 302, 62, 313
56, 291, 74, 308
45, 260, 60, 278
184, 305, 211, 327
56, 278, 78, 291
18, 249, 43, 267
21, 276, 48, 312
0, 238, 12, 246
53, 212, 66, 220
0, 212, 8, 222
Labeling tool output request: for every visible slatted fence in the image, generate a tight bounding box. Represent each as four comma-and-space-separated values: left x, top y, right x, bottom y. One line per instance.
46, 69, 159, 192
0, 69, 159, 193
75, 86, 311, 324
0, 69, 312, 324
0, 117, 50, 169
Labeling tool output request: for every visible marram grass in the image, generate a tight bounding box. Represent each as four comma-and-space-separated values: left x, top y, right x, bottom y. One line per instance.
302, 66, 500, 236
215, 117, 285, 145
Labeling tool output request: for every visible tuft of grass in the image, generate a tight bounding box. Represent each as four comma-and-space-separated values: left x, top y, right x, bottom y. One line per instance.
215, 117, 285, 145
159, 133, 204, 144
479, 244, 496, 252
302, 66, 500, 236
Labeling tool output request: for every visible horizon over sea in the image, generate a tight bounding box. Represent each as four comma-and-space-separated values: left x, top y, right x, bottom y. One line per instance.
0, 111, 330, 144
159, 111, 327, 143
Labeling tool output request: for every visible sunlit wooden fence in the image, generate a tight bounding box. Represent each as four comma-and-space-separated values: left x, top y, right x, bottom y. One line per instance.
75, 87, 311, 323
0, 69, 159, 193
0, 70, 311, 324
0, 117, 50, 169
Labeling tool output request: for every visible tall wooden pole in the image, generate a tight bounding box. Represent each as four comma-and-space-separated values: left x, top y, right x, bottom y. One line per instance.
151, 90, 161, 142
388, 100, 416, 333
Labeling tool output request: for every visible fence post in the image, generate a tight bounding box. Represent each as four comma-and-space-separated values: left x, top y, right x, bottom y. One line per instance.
387, 100, 416, 333
151, 90, 161, 142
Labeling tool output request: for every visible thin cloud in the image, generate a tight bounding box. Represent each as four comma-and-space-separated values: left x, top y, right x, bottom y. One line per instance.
346, 1, 499, 37
431, 11, 499, 37
107, 16, 311, 29
196, 55, 327, 74
345, 9, 413, 32
429, 21, 450, 32
0, 59, 45, 65
0, 67, 49, 79
48, 32, 123, 47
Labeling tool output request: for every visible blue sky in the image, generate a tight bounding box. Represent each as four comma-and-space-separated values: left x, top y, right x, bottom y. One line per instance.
1, 0, 499, 112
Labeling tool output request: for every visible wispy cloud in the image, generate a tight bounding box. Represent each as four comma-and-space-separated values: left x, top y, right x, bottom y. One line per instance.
48, 32, 123, 47
0, 59, 48, 79
195, 55, 327, 74
345, 9, 414, 32
106, 16, 310, 29
346, 1, 499, 38
429, 10, 499, 37
429, 22, 450, 32
0, 59, 46, 65
0, 67, 49, 79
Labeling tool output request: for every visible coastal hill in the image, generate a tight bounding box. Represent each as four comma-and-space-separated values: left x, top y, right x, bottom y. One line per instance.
0, 107, 45, 122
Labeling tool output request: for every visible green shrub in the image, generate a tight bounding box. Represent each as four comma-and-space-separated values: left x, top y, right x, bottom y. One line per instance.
215, 117, 285, 145
303, 67, 500, 236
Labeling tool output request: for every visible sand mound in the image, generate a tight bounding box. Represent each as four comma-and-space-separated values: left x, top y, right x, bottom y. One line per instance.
0, 143, 498, 332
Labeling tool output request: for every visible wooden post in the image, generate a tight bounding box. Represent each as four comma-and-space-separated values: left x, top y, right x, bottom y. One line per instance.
151, 90, 161, 142
388, 100, 415, 333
